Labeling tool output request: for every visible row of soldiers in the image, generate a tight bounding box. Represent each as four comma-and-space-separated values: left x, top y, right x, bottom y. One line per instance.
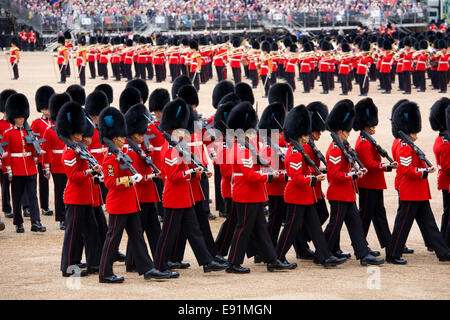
47, 30, 450, 96
0, 77, 449, 282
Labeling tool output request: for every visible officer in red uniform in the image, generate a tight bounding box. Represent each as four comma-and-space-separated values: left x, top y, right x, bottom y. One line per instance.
279, 105, 347, 268
225, 101, 296, 274
318, 41, 333, 94
110, 37, 122, 81
380, 40, 394, 94
56, 36, 68, 83
31, 86, 55, 217
436, 39, 449, 93
323, 100, 384, 265
153, 37, 166, 83
28, 29, 36, 52
99, 37, 110, 80
43, 93, 71, 229
356, 40, 373, 96
285, 45, 298, 91
87, 36, 97, 79
168, 39, 180, 83
338, 42, 352, 95
415, 39, 429, 92
401, 37, 413, 94
387, 101, 450, 264
123, 39, 134, 81
214, 41, 228, 82
136, 37, 148, 80
98, 107, 172, 283
354, 98, 396, 255
430, 98, 450, 247
2, 94, 46, 233
229, 37, 243, 84
76, 36, 87, 86
56, 101, 101, 277
153, 98, 227, 274
123, 104, 163, 271
299, 42, 314, 93
8, 37, 20, 80
19, 29, 28, 51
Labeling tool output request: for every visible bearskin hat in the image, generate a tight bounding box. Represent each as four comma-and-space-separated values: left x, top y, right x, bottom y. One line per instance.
341, 41, 351, 53
178, 85, 199, 107
326, 99, 355, 132
83, 110, 95, 138
78, 36, 86, 46
218, 92, 241, 108
446, 105, 450, 134
171, 75, 192, 99
64, 31, 71, 40
306, 101, 328, 132
160, 98, 190, 132
94, 84, 113, 104
125, 103, 150, 136
268, 83, 294, 111
5, 93, 30, 123
429, 98, 450, 131
232, 37, 240, 48
258, 103, 286, 134
0, 89, 17, 113
303, 42, 313, 52
85, 91, 109, 117
214, 102, 235, 135
89, 36, 97, 45
392, 101, 421, 136
251, 40, 259, 50
234, 82, 254, 106
149, 88, 170, 112
390, 99, 409, 138
227, 102, 257, 131
181, 37, 189, 46
35, 86, 55, 112
189, 39, 199, 51
261, 40, 271, 53
102, 36, 109, 45
98, 107, 128, 143
283, 105, 311, 140
119, 87, 141, 114
320, 41, 332, 51
66, 85, 86, 106
212, 81, 234, 109
126, 79, 149, 104
271, 42, 278, 52
58, 36, 65, 45
419, 39, 428, 50
126, 39, 133, 47
353, 98, 379, 131
383, 39, 392, 51
186, 104, 198, 134
360, 40, 371, 52
56, 102, 87, 138
49, 93, 72, 121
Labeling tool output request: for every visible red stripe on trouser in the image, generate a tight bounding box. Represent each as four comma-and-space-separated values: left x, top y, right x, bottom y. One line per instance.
328, 202, 340, 245
231, 203, 248, 265
219, 202, 234, 253
67, 206, 77, 269
157, 209, 175, 270
102, 215, 118, 276
172, 225, 182, 261
278, 205, 297, 260
392, 203, 411, 256
269, 198, 278, 234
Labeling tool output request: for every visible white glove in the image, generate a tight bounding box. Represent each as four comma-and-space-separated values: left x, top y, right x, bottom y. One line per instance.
131, 173, 143, 183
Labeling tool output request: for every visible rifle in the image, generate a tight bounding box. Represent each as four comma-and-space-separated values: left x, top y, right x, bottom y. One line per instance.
144, 113, 209, 172
126, 137, 160, 174
289, 138, 322, 175
103, 137, 138, 175
58, 134, 104, 179
260, 134, 285, 163
342, 139, 366, 170
308, 136, 327, 171
197, 115, 216, 142
360, 130, 394, 164
398, 130, 433, 168
0, 134, 8, 157
23, 121, 45, 155
143, 133, 155, 151
330, 131, 359, 172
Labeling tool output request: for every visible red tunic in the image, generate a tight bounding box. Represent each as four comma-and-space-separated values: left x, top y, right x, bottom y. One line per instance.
31, 116, 52, 165
62, 149, 95, 205
355, 135, 388, 190
127, 148, 160, 203
2, 126, 38, 176
433, 135, 450, 191
43, 126, 66, 174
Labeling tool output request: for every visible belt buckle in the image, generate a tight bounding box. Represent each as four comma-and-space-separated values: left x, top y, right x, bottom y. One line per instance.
22, 152, 27, 157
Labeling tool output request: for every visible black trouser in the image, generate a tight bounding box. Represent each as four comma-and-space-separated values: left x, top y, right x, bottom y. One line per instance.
78, 66, 86, 86
126, 202, 161, 266
154, 207, 212, 271
267, 195, 287, 246
232, 67, 241, 84
417, 70, 426, 91
227, 202, 277, 266
51, 173, 67, 222
154, 178, 164, 218
200, 66, 207, 83
100, 63, 108, 79
369, 64, 376, 81
216, 66, 225, 82
133, 62, 138, 78
249, 69, 258, 88
340, 74, 350, 94
189, 70, 200, 92
270, 72, 277, 85
155, 64, 163, 82
29, 42, 35, 51
323, 200, 370, 259
125, 64, 133, 81
441, 190, 450, 247
37, 163, 49, 211
100, 212, 154, 277
200, 176, 210, 215
387, 200, 449, 259
11, 63, 18, 79
147, 63, 153, 80
61, 204, 101, 272
358, 72, 370, 95
169, 64, 179, 82
320, 71, 329, 93
97, 61, 102, 77
260, 75, 271, 96
88, 61, 96, 78
171, 202, 218, 262
244, 65, 249, 79
180, 64, 188, 76
277, 204, 332, 262
358, 188, 391, 249
213, 164, 224, 213
112, 63, 121, 81
403, 71, 411, 93
66, 62, 71, 77
58, 64, 66, 82
286, 72, 296, 91
120, 62, 126, 78
398, 72, 404, 91
215, 198, 236, 257
438, 71, 448, 92
12, 175, 40, 226
300, 72, 311, 92
162, 63, 167, 81
380, 72, 391, 92
137, 63, 146, 80
328, 71, 335, 90
1, 172, 12, 213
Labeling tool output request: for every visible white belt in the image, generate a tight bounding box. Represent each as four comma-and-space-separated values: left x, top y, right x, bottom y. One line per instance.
261, 65, 269, 69
153, 147, 162, 151
438, 61, 448, 64
233, 173, 243, 177
11, 152, 32, 157
187, 141, 203, 147
417, 61, 426, 65
301, 63, 310, 66
320, 62, 332, 65
403, 60, 411, 63
287, 63, 296, 67
52, 149, 64, 154
438, 165, 442, 170
90, 148, 107, 153
340, 64, 349, 67
381, 62, 391, 65
358, 64, 368, 68
231, 59, 241, 62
